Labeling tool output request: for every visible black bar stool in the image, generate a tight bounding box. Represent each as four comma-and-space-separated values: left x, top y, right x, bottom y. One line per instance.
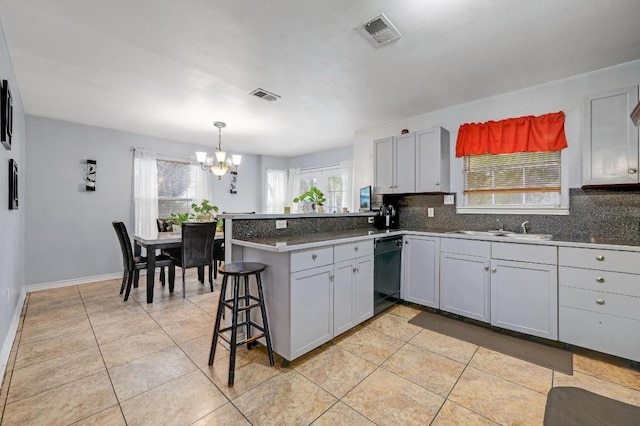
208, 262, 275, 387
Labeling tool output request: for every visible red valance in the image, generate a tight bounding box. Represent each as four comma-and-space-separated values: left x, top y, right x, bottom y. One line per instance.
455, 111, 568, 157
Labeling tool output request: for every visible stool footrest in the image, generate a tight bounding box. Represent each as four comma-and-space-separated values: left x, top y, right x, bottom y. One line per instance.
219, 321, 265, 336
221, 301, 263, 311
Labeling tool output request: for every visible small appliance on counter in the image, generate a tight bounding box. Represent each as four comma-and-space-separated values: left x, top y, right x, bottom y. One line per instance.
375, 204, 399, 229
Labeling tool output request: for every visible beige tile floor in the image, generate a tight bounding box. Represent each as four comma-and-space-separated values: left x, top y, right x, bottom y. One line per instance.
1, 270, 640, 425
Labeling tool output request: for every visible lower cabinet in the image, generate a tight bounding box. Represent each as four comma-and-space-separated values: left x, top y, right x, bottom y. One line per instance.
440, 238, 491, 322
440, 251, 491, 322
290, 265, 334, 359
558, 246, 640, 362
402, 235, 440, 308
334, 255, 374, 335
490, 259, 558, 340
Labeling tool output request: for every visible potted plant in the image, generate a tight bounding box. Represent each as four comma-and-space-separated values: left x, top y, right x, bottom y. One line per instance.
293, 187, 326, 213
191, 199, 219, 222
167, 212, 190, 232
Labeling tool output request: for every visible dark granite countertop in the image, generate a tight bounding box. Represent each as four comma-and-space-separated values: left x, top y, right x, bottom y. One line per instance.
231, 227, 640, 252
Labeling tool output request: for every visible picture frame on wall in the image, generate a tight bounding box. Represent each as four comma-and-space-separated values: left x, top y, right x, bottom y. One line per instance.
1, 79, 13, 150
8, 159, 18, 210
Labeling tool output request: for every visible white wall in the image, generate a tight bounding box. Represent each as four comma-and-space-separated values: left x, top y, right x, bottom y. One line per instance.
0, 25, 26, 380
289, 146, 352, 169
353, 60, 640, 201
24, 116, 262, 287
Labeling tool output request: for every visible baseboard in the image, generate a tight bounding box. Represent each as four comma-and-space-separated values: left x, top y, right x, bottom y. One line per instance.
26, 272, 123, 293
0, 287, 27, 388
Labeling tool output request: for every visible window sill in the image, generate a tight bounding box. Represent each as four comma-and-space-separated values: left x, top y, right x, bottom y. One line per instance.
456, 206, 569, 215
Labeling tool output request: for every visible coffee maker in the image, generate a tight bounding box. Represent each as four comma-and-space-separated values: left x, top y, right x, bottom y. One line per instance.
375, 204, 399, 229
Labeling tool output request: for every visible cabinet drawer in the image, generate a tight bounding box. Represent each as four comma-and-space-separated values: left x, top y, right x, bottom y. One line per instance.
441, 238, 491, 257
559, 286, 640, 321
334, 240, 374, 263
492, 242, 556, 264
559, 266, 640, 297
290, 246, 333, 272
560, 306, 640, 362
559, 247, 640, 274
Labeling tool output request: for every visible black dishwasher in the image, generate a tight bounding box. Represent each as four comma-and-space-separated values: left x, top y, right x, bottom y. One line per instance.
374, 236, 403, 315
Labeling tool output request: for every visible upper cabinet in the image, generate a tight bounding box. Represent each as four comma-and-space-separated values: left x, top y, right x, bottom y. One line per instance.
582, 86, 639, 186
416, 127, 450, 192
373, 126, 450, 195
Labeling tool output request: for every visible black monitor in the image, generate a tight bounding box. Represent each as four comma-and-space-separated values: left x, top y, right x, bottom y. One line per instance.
359, 186, 371, 211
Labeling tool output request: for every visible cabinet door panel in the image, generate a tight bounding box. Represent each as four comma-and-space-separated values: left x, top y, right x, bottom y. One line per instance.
394, 133, 416, 193
291, 265, 333, 359
334, 260, 355, 335
583, 86, 639, 185
415, 128, 450, 192
403, 236, 439, 308
354, 256, 374, 323
373, 137, 394, 194
491, 259, 558, 340
440, 252, 490, 322
560, 306, 640, 362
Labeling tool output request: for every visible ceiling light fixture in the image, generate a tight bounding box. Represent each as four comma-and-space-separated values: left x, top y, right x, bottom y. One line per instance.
196, 121, 242, 179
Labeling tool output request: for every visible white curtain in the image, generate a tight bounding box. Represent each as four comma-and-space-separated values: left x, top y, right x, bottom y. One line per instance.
340, 161, 354, 212
287, 168, 301, 213
191, 158, 212, 209
134, 149, 158, 236
265, 168, 288, 214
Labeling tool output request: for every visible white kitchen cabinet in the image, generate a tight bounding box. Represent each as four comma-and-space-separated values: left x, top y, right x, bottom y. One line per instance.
440, 238, 491, 323
402, 235, 440, 308
582, 86, 639, 186
290, 265, 334, 359
490, 243, 558, 340
242, 238, 375, 362
415, 127, 450, 193
333, 241, 374, 334
373, 133, 415, 194
558, 247, 640, 362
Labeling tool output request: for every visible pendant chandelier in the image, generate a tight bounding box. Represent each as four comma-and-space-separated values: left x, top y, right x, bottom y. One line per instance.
195, 121, 242, 179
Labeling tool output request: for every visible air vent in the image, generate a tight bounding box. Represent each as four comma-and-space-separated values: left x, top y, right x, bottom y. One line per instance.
358, 13, 401, 47
250, 88, 280, 102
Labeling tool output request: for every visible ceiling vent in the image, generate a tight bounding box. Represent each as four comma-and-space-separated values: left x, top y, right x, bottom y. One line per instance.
250, 88, 280, 102
358, 13, 401, 47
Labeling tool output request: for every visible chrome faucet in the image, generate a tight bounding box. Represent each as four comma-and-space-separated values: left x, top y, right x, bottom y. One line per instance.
520, 221, 530, 234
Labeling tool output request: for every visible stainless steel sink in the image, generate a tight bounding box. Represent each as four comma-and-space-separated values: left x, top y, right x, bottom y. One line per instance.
447, 230, 504, 236
447, 230, 553, 241
499, 232, 553, 241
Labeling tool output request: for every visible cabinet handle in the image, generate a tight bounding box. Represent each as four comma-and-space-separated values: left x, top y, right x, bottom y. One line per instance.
596, 298, 605, 305
629, 168, 637, 174
312, 254, 318, 261
484, 265, 489, 271
595, 255, 605, 261
329, 275, 334, 281
357, 266, 360, 272
405, 240, 409, 244
353, 268, 358, 273
354, 246, 358, 251
596, 277, 605, 283
388, 185, 393, 189
435, 182, 440, 186
491, 268, 497, 273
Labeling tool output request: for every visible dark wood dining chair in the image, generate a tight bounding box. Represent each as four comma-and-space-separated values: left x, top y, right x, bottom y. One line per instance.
168, 222, 217, 297
112, 221, 176, 301
210, 239, 225, 281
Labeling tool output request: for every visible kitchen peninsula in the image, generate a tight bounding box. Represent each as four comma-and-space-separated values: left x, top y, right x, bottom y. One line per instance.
220, 213, 640, 366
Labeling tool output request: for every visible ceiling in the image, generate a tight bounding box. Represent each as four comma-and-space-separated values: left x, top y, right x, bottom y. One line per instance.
1, 1, 639, 157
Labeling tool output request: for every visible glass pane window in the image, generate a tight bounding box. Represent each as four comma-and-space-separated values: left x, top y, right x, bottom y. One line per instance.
298, 165, 350, 213
464, 151, 561, 207
157, 159, 195, 219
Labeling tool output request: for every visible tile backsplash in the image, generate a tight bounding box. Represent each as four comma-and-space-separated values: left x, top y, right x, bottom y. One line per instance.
389, 188, 640, 242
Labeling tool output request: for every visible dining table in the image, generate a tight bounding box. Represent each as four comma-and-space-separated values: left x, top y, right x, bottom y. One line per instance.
133, 231, 223, 303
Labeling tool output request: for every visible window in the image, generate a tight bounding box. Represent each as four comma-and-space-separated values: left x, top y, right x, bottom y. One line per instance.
463, 151, 561, 208
299, 164, 350, 213
265, 169, 288, 214
157, 159, 196, 218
